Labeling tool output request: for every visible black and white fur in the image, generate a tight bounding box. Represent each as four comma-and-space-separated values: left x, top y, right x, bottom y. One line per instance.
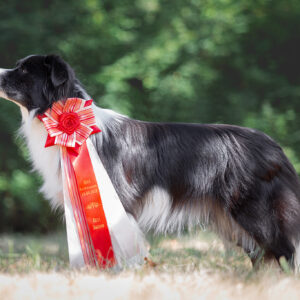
1, 55, 300, 270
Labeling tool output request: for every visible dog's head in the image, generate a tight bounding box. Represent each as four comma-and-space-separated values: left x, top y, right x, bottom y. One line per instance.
0, 55, 81, 114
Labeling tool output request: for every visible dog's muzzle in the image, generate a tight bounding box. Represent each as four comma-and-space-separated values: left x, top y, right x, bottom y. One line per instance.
0, 68, 9, 99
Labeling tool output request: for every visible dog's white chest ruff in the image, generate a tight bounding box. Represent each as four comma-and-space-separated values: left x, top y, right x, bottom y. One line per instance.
21, 109, 63, 209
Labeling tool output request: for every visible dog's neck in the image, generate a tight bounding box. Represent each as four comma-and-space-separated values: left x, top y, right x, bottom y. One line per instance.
73, 80, 90, 100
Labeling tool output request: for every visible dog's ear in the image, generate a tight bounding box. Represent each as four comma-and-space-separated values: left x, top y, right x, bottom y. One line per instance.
42, 55, 75, 111
44, 55, 69, 87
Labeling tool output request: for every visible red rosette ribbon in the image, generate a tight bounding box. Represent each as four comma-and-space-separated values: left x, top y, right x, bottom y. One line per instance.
38, 98, 116, 268
38, 98, 101, 155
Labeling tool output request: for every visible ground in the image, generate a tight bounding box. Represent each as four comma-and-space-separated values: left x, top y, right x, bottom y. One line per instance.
0, 230, 299, 299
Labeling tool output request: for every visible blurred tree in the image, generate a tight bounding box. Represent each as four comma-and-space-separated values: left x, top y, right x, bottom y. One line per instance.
0, 0, 300, 232
0, 0, 89, 232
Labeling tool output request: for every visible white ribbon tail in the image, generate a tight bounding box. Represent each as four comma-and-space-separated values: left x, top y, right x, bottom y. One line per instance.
61, 149, 85, 268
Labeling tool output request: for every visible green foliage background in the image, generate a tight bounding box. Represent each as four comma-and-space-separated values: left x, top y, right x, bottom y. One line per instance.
0, 0, 300, 232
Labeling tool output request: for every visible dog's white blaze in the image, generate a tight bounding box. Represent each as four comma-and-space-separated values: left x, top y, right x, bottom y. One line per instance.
20, 110, 63, 209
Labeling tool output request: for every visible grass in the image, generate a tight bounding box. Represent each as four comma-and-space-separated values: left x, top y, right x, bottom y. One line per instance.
0, 231, 68, 273
0, 230, 299, 299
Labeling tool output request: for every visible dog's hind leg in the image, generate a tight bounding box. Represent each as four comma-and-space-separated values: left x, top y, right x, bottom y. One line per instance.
229, 181, 300, 271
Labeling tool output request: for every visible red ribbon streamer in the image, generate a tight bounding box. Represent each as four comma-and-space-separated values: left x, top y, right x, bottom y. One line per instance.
62, 143, 116, 268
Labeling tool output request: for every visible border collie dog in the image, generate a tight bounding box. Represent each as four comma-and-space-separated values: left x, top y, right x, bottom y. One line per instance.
1, 55, 300, 270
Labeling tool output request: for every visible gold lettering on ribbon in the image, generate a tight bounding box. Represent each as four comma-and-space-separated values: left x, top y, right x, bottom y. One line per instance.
83, 179, 91, 185
86, 202, 99, 210
93, 224, 105, 230
80, 180, 99, 198
82, 178, 104, 230
81, 189, 98, 197
80, 185, 98, 192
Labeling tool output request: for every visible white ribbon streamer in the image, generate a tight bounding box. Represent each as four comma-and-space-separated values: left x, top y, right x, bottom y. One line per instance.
61, 149, 85, 267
